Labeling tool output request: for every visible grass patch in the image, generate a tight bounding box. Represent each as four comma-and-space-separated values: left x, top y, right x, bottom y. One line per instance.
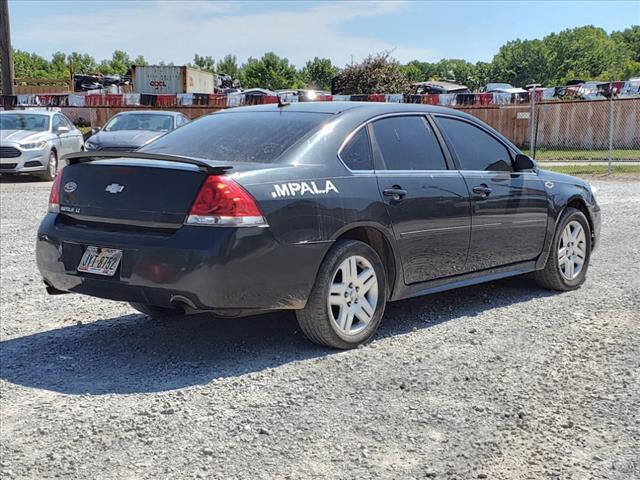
542, 164, 640, 175
522, 148, 640, 161
78, 126, 92, 141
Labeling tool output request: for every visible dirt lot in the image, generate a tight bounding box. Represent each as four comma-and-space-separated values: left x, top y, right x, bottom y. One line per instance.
1, 176, 638, 480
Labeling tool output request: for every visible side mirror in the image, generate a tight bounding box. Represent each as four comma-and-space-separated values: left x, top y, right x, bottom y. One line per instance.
56, 126, 70, 134
91, 127, 101, 135
514, 153, 535, 171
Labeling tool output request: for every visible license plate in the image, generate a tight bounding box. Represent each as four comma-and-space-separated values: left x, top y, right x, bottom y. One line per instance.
77, 246, 122, 276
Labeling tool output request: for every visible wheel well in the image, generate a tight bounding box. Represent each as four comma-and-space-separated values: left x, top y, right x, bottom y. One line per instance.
49, 147, 57, 157
336, 226, 397, 298
566, 198, 594, 244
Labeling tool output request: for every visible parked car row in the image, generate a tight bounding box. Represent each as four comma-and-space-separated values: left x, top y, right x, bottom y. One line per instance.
0, 109, 189, 179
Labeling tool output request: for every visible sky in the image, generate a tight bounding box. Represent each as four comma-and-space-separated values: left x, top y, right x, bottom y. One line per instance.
8, 0, 640, 68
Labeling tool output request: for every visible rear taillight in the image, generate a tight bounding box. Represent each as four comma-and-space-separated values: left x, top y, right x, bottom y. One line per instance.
186, 175, 268, 227
48, 174, 62, 213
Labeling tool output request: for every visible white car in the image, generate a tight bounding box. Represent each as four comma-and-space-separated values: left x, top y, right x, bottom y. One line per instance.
480, 83, 528, 94
0, 110, 84, 180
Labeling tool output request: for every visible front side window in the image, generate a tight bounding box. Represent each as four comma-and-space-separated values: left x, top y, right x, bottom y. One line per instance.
104, 114, 174, 132
372, 116, 447, 170
340, 128, 373, 170
435, 117, 512, 172
52, 115, 64, 131
141, 111, 331, 163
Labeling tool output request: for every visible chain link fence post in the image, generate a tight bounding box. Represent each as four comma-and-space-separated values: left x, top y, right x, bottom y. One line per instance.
608, 83, 614, 174
529, 87, 536, 159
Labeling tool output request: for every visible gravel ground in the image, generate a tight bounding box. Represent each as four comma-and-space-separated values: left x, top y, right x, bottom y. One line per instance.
1, 176, 638, 480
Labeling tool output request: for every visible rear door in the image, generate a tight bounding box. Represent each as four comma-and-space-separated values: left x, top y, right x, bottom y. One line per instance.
433, 115, 548, 271
369, 114, 471, 284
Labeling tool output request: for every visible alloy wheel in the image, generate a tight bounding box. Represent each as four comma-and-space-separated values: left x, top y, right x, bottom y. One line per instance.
327, 255, 378, 335
558, 220, 587, 280
48, 152, 57, 178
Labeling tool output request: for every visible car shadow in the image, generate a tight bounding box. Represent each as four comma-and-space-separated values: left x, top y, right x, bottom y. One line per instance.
0, 174, 48, 183
0, 276, 556, 395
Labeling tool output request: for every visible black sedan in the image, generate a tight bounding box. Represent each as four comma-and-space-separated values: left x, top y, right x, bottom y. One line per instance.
36, 102, 601, 349
84, 110, 191, 152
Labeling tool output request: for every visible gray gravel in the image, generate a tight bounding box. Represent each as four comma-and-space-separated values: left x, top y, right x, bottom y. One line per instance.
1, 175, 639, 480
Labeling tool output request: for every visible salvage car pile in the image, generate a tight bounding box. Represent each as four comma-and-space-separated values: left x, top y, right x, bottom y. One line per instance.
2, 79, 639, 109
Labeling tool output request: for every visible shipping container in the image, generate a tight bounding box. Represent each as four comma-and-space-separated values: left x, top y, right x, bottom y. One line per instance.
131, 66, 215, 94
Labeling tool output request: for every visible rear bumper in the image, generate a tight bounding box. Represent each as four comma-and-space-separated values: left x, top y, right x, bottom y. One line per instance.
36, 213, 329, 311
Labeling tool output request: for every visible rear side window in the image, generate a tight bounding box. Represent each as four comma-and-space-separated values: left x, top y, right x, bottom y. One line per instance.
141, 112, 331, 163
340, 128, 373, 170
372, 116, 447, 170
436, 117, 513, 171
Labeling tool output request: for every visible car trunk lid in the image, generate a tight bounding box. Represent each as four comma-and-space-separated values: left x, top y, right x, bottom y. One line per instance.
58, 154, 234, 229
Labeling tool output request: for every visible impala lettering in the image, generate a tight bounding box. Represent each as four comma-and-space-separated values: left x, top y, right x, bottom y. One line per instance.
271, 180, 339, 198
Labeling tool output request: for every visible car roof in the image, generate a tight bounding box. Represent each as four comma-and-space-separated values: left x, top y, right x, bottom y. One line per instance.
113, 110, 182, 116
222, 101, 468, 116
0, 110, 57, 117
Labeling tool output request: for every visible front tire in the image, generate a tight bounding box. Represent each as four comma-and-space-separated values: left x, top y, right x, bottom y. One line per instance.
296, 240, 387, 349
535, 207, 591, 291
38, 150, 58, 181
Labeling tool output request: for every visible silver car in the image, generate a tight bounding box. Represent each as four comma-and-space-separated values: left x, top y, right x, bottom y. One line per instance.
0, 110, 84, 180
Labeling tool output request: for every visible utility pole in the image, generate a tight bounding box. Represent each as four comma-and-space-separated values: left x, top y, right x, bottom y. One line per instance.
0, 0, 15, 97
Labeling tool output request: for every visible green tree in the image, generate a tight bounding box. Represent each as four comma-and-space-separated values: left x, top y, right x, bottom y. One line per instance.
68, 52, 97, 74
544, 26, 627, 84
401, 63, 424, 84
133, 55, 148, 67
240, 52, 302, 90
300, 57, 338, 90
611, 25, 640, 61
192, 54, 215, 72
332, 52, 409, 94
216, 54, 239, 77
12, 49, 50, 78
490, 39, 549, 86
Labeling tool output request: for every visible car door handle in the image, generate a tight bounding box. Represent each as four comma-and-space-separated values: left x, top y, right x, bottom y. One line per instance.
472, 184, 492, 197
383, 187, 407, 201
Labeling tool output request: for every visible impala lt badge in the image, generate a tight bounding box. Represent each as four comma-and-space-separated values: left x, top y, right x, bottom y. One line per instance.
105, 183, 125, 194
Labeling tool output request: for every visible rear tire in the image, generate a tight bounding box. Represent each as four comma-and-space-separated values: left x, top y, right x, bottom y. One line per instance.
38, 150, 58, 181
535, 207, 591, 291
129, 302, 183, 318
296, 240, 387, 349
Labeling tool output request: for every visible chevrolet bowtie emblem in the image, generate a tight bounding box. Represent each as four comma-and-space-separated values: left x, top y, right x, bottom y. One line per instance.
105, 183, 125, 194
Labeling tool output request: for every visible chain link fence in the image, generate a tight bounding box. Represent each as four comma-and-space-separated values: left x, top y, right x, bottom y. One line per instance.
527, 90, 640, 175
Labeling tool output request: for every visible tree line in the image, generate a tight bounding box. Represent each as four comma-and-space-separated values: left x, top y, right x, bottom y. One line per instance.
7, 25, 640, 93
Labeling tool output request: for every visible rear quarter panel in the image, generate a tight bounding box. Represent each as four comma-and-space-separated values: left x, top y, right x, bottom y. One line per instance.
238, 165, 392, 245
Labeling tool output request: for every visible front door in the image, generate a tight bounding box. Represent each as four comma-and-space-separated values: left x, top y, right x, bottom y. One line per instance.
434, 115, 548, 271
370, 115, 471, 284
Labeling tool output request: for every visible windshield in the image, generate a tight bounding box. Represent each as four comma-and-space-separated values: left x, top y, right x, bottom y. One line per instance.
140, 111, 331, 163
104, 114, 174, 132
0, 114, 49, 132
486, 83, 514, 90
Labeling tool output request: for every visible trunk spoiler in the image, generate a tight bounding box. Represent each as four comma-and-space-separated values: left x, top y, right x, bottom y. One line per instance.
62, 151, 232, 174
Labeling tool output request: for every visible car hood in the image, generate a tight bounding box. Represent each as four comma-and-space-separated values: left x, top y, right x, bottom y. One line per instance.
88, 130, 165, 147
0, 129, 50, 144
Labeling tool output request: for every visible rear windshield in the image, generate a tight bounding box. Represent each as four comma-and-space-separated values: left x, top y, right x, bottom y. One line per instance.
140, 111, 331, 163
104, 113, 173, 132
